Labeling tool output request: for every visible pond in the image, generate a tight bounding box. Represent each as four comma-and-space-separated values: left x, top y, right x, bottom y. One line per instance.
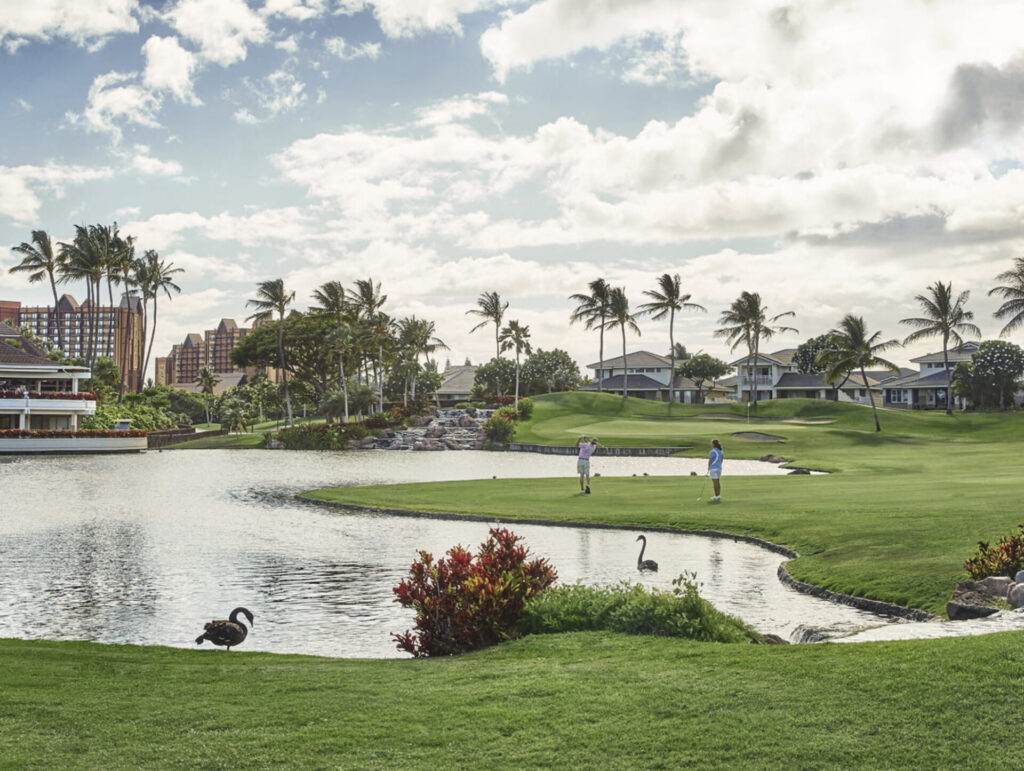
1, 450, 1018, 656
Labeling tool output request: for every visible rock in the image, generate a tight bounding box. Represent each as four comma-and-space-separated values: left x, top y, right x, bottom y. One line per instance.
413, 439, 445, 451
346, 439, 360, 449
411, 415, 432, 427
1016, 570, 1024, 584
358, 435, 376, 447
759, 454, 791, 463
787, 468, 811, 475
758, 633, 790, 645
424, 425, 447, 438
978, 576, 1013, 597
458, 416, 478, 428
947, 601, 1000, 620
265, 439, 285, 450
690, 471, 697, 476
442, 438, 464, 450
1008, 583, 1024, 609
465, 407, 477, 417
377, 428, 396, 439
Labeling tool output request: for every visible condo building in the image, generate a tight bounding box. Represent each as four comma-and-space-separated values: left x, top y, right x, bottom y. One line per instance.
156, 318, 257, 388
0, 294, 144, 391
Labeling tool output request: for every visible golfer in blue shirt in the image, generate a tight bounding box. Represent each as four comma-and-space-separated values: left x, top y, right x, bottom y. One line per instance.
708, 439, 724, 502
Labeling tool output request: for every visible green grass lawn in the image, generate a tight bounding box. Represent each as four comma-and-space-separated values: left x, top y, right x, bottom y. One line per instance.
168, 416, 328, 449
4, 634, 1023, 769
304, 393, 1024, 616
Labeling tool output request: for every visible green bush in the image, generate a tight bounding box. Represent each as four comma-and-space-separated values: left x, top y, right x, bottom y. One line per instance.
274, 422, 370, 450
520, 574, 757, 643
495, 406, 519, 422
517, 397, 533, 420
82, 403, 175, 432
482, 413, 516, 446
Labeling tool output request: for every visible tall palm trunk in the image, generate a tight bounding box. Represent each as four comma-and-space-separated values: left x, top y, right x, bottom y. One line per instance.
494, 322, 503, 398
48, 273, 62, 352
597, 315, 605, 392
750, 336, 760, 407
862, 366, 881, 431
667, 307, 676, 409
621, 325, 628, 400
106, 277, 115, 358
277, 316, 293, 426
339, 354, 349, 424
142, 299, 158, 393
378, 343, 384, 411
514, 352, 521, 408
138, 298, 148, 389
942, 333, 952, 415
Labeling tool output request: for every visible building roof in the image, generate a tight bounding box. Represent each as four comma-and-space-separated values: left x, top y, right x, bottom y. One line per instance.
910, 342, 980, 364
729, 348, 797, 367
580, 374, 666, 391
0, 322, 87, 373
774, 372, 828, 388
119, 294, 143, 312
437, 365, 477, 395
586, 350, 672, 369
184, 333, 204, 347
56, 294, 80, 313
881, 369, 955, 389
216, 318, 239, 334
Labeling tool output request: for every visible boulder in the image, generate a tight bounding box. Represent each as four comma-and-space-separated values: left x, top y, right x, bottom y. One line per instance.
458, 416, 478, 428
758, 633, 791, 645
465, 407, 477, 417
410, 415, 432, 427
1016, 570, 1024, 584
413, 439, 445, 451
377, 428, 396, 439
759, 454, 791, 464
1008, 583, 1024, 609
947, 601, 1000, 620
265, 439, 285, 450
443, 438, 464, 450
977, 576, 1013, 597
358, 435, 376, 447
424, 425, 447, 438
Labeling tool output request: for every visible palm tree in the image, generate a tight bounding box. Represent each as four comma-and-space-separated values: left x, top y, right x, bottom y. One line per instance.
347, 277, 387, 320
638, 273, 706, 408
467, 290, 509, 361
605, 287, 642, 400
138, 251, 182, 393
246, 279, 295, 426
818, 315, 901, 432
989, 257, 1024, 338
318, 390, 349, 426
399, 316, 448, 401
58, 225, 103, 365
569, 279, 611, 391
108, 233, 138, 401
8, 230, 65, 352
195, 367, 220, 425
499, 319, 532, 409
310, 280, 354, 419
715, 291, 797, 407
900, 281, 981, 415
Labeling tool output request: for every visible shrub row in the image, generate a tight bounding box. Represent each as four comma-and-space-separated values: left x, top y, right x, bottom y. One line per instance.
0, 429, 148, 438
965, 523, 1024, 579
272, 422, 371, 450
0, 390, 97, 400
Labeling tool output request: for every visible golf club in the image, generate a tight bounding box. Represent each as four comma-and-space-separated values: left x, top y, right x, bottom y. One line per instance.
697, 473, 708, 501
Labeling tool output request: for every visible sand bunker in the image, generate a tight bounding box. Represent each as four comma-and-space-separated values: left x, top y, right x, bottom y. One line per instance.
732, 431, 786, 442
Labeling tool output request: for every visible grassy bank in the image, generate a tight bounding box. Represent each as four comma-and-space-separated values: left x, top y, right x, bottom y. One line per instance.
303, 394, 1024, 616
3, 635, 1023, 769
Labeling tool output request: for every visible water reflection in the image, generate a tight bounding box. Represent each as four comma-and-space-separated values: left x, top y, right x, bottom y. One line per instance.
2, 449, 1016, 657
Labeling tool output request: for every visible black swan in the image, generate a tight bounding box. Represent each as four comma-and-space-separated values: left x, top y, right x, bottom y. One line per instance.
195, 607, 254, 650
636, 535, 659, 571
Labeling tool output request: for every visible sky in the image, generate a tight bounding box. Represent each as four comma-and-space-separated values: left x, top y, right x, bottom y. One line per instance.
2, 0, 1024, 381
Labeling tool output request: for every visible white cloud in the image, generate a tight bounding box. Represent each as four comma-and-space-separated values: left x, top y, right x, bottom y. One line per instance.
415, 90, 507, 126
66, 70, 163, 141
0, 163, 113, 224
130, 145, 185, 177
0, 0, 138, 51
232, 66, 308, 124
14, 98, 32, 112
336, 0, 512, 38
142, 35, 201, 105
324, 37, 382, 61
262, 0, 328, 21
165, 0, 268, 66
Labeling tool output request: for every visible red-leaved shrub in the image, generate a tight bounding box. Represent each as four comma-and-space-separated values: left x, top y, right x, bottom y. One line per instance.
964, 523, 1024, 579
392, 527, 557, 657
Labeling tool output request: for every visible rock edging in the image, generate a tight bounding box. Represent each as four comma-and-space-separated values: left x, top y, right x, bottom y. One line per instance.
297, 495, 935, 622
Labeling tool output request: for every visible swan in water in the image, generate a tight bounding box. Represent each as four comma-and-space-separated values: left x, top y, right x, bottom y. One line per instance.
635, 535, 658, 571
195, 607, 254, 650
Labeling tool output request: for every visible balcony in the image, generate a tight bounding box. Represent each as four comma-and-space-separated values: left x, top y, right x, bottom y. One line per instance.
739, 376, 774, 386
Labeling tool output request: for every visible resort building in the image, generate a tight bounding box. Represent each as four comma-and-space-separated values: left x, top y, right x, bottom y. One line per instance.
880, 342, 979, 410
581, 351, 730, 403
0, 321, 94, 430
728, 349, 912, 405
436, 364, 478, 405
0, 294, 144, 391
156, 318, 255, 387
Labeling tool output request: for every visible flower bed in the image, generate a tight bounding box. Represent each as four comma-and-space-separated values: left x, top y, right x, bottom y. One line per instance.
0, 429, 148, 438
0, 390, 97, 400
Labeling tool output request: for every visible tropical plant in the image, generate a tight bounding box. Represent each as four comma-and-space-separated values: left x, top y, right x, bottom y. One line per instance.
605, 287, 642, 399
900, 281, 981, 415
310, 280, 353, 421
8, 230, 64, 352
319, 389, 349, 425
392, 528, 557, 657
638, 273, 706, 408
569, 278, 611, 391
137, 250, 182, 393
195, 367, 220, 425
794, 334, 847, 400
246, 279, 295, 426
715, 291, 797, 407
678, 354, 731, 404
498, 319, 531, 409
817, 315, 901, 431
519, 348, 583, 394
989, 257, 1024, 338
970, 340, 1024, 410
398, 316, 448, 402
467, 291, 509, 373
964, 523, 1024, 580
474, 357, 516, 400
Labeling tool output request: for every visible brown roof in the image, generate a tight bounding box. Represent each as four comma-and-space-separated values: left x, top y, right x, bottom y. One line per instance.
0, 322, 61, 366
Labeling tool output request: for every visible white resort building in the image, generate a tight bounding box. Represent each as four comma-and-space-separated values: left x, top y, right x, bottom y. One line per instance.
581, 351, 730, 403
